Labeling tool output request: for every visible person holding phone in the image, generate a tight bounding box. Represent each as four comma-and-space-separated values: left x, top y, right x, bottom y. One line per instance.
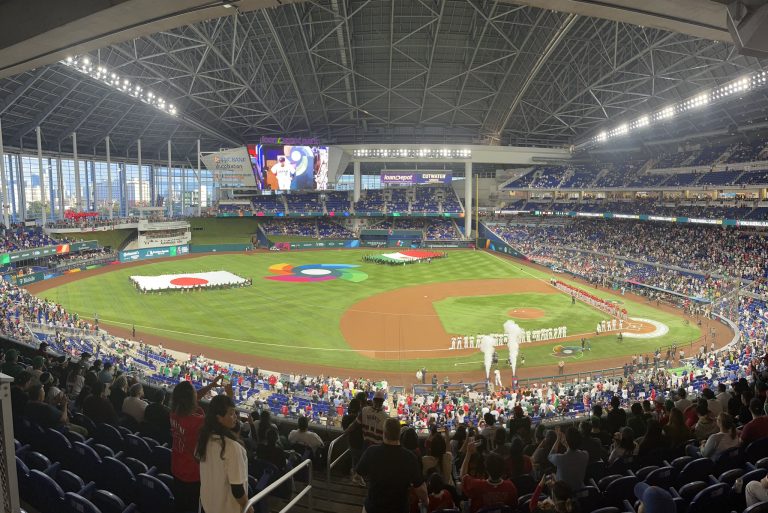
171, 374, 231, 513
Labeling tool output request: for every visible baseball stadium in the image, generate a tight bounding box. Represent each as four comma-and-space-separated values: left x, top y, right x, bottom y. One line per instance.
0, 2, 767, 513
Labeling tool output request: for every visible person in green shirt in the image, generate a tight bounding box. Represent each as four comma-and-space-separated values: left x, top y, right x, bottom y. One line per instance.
1, 349, 25, 379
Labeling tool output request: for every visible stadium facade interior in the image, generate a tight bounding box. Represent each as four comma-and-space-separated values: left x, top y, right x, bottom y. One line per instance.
2, 1, 768, 513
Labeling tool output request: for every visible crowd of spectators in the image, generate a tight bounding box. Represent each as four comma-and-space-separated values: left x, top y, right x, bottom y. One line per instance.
0, 225, 60, 252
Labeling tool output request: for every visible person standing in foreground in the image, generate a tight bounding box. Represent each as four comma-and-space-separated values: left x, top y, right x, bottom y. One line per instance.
460, 437, 518, 513
170, 375, 228, 513
195, 395, 252, 513
356, 418, 427, 513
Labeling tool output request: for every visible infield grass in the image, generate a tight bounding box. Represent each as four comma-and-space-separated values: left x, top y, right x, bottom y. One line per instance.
38, 250, 701, 373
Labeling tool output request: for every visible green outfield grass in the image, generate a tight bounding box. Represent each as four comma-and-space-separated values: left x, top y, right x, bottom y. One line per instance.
60, 229, 135, 251
38, 250, 702, 373
189, 218, 261, 244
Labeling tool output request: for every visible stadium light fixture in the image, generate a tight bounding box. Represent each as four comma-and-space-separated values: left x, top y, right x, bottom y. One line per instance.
352, 148, 472, 159
587, 67, 768, 147
60, 55, 178, 116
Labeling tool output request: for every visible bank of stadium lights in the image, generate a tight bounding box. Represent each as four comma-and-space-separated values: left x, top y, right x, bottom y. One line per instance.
61, 56, 178, 116
590, 69, 768, 146
352, 148, 472, 159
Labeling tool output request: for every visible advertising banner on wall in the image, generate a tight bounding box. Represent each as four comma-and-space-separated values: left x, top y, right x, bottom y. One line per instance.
380, 171, 452, 185
201, 147, 255, 187
119, 245, 189, 263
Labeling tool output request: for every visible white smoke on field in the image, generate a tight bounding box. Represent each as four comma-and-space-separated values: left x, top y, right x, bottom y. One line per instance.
504, 320, 524, 376
479, 335, 495, 381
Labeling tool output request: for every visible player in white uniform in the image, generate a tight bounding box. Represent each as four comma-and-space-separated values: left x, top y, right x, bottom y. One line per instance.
450, 337, 456, 350
270, 156, 296, 190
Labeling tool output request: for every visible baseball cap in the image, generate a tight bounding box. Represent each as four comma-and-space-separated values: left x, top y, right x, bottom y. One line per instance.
4, 349, 18, 361
373, 390, 386, 400
634, 483, 674, 513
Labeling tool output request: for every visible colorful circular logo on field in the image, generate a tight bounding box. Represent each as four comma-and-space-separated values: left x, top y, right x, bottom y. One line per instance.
552, 345, 584, 358
265, 263, 368, 283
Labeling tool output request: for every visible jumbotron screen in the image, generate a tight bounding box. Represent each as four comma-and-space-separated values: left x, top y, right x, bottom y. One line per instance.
247, 144, 329, 191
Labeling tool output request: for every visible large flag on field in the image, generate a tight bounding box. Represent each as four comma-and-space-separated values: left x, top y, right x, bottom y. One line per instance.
378, 249, 443, 263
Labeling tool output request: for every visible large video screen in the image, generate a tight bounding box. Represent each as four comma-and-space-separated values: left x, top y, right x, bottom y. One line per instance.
247, 144, 329, 191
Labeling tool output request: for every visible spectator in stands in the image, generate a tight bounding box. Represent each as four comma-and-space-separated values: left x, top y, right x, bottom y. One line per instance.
423, 473, 455, 512
505, 436, 533, 479
10, 370, 32, 417
529, 477, 577, 513
288, 415, 324, 454
122, 383, 148, 423
627, 402, 647, 438
170, 375, 227, 513
746, 475, 768, 507
716, 383, 730, 412
65, 365, 86, 399
356, 417, 428, 513
27, 355, 45, 381
675, 388, 691, 412
98, 361, 114, 385
608, 427, 636, 465
693, 401, 718, 441
142, 388, 171, 445
255, 428, 288, 472
195, 394, 252, 513
342, 398, 365, 486
355, 389, 388, 446
703, 388, 722, 416
662, 407, 690, 447
636, 420, 666, 463
460, 441, 518, 513
579, 421, 606, 463
480, 412, 499, 448
422, 429, 454, 486
109, 375, 129, 413
82, 381, 119, 425
605, 396, 627, 434
256, 410, 279, 446
532, 429, 557, 479
548, 427, 588, 492
690, 412, 740, 459
1, 349, 24, 378
740, 398, 768, 445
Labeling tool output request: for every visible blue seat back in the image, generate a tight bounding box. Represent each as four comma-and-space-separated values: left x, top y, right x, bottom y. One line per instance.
688, 483, 730, 513
72, 441, 102, 481
64, 492, 100, 513
136, 473, 175, 513
90, 489, 129, 513
678, 458, 715, 486
29, 469, 65, 513
645, 466, 673, 487
97, 457, 136, 503
56, 469, 86, 493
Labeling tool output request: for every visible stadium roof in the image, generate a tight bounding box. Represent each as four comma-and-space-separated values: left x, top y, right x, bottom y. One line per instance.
0, 0, 766, 160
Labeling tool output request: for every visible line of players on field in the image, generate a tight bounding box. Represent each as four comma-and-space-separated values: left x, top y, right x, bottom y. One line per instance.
448, 325, 568, 350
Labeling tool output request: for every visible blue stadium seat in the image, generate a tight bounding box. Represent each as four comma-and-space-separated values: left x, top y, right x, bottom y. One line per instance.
135, 473, 175, 513
73, 413, 97, 435
123, 457, 149, 476
718, 468, 744, 485
55, 469, 87, 493
677, 458, 715, 487
63, 493, 101, 513
151, 445, 171, 475
20, 450, 54, 472
746, 439, 768, 463
125, 434, 153, 462
16, 456, 31, 499
687, 483, 730, 513
713, 446, 743, 474
71, 441, 103, 482
604, 475, 638, 507
633, 466, 658, 481
96, 457, 136, 503
27, 469, 66, 513
94, 424, 124, 452
676, 481, 707, 500
744, 501, 768, 513
89, 489, 137, 513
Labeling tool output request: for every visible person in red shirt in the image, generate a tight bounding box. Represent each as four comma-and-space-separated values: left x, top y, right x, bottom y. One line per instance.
170, 375, 229, 513
460, 438, 518, 513
741, 398, 768, 445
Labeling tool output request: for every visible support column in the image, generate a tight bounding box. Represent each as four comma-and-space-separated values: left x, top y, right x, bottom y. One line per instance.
120, 162, 127, 216
47, 158, 55, 220
149, 164, 155, 207
137, 140, 143, 207
353, 161, 361, 202
17, 154, 26, 221
35, 127, 47, 226
167, 141, 172, 217
72, 132, 81, 211
0, 118, 9, 227
197, 139, 202, 216
464, 161, 472, 239
86, 160, 94, 211
7, 155, 16, 222
106, 136, 113, 219
56, 156, 64, 219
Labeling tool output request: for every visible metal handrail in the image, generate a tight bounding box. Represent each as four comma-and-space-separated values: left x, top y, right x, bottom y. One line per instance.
242, 458, 313, 513
326, 431, 350, 482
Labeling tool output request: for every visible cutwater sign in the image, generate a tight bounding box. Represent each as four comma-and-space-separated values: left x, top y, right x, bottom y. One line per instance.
119, 245, 189, 263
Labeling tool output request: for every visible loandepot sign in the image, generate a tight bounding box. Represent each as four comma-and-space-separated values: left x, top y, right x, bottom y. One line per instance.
201, 147, 255, 187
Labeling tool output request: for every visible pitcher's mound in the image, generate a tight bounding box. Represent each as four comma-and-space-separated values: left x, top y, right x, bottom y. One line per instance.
508, 308, 545, 319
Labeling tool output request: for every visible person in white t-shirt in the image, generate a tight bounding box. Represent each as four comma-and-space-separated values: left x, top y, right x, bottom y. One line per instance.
196, 395, 251, 513
122, 383, 148, 423
288, 416, 324, 453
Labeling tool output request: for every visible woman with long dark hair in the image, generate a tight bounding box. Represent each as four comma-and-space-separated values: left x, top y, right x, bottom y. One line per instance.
170, 375, 226, 513
506, 436, 533, 479
422, 431, 454, 486
196, 395, 251, 513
